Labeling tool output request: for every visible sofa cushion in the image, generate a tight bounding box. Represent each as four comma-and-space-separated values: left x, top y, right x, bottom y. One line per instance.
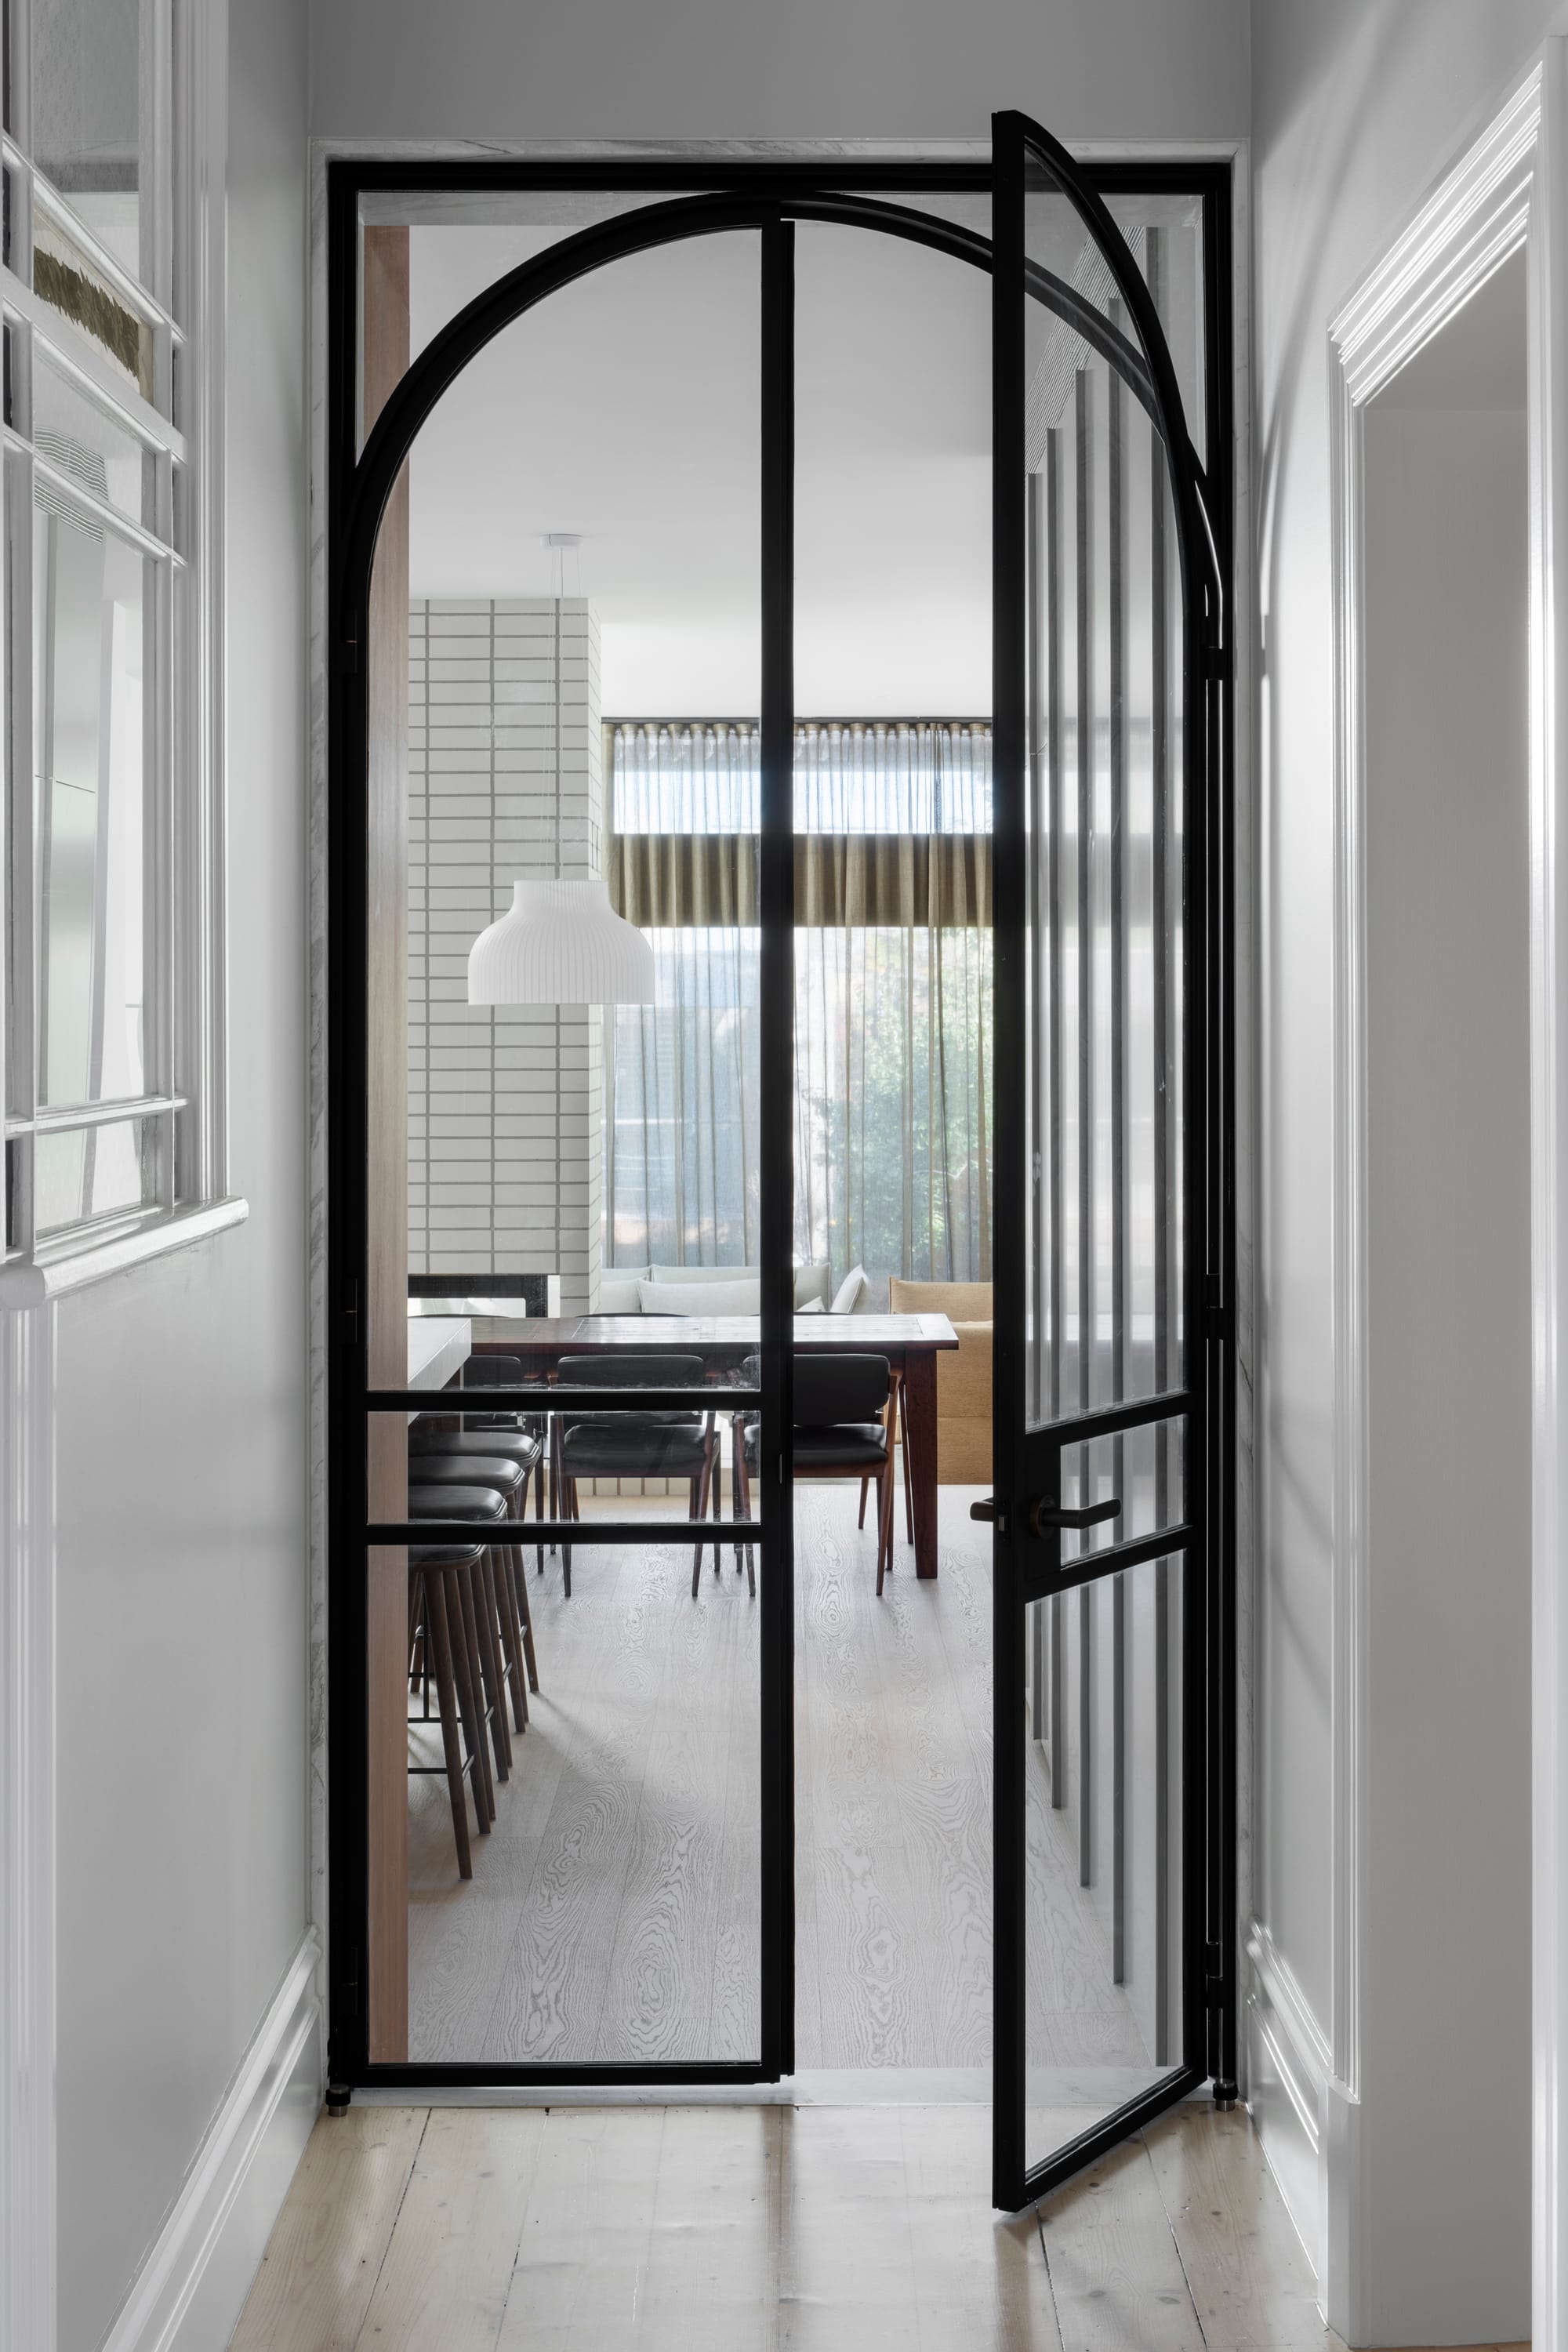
637, 1276, 760, 1316
830, 1264, 868, 1315
598, 1266, 649, 1312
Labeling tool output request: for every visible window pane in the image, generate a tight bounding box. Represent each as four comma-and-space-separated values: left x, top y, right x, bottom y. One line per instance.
34, 490, 148, 1107
34, 1110, 156, 1233
34, 202, 154, 404
31, 0, 142, 282
34, 354, 152, 526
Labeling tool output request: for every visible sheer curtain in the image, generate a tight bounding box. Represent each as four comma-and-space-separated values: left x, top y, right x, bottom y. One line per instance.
604, 719, 993, 1300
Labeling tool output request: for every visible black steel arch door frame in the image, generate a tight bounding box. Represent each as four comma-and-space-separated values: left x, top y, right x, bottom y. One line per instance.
323, 151, 1233, 2112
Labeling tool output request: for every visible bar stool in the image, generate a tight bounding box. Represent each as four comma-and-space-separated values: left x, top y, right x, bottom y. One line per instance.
454, 1352, 550, 1564
408, 1541, 488, 1876
408, 1482, 514, 1791
409, 1432, 540, 1702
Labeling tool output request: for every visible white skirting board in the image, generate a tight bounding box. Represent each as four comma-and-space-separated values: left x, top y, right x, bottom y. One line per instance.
98, 1933, 323, 2352
1244, 1919, 1330, 2299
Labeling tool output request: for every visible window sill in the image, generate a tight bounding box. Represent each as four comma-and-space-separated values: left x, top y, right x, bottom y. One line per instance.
0, 1196, 249, 1304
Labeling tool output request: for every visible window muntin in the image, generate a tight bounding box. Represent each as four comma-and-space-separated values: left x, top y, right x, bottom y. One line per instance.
2, 0, 218, 1274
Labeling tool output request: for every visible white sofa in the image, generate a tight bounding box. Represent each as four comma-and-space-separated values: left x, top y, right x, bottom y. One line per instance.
597, 1260, 863, 1316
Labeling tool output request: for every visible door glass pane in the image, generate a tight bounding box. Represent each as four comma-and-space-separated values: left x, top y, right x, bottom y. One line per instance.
31, 0, 143, 281
34, 1109, 156, 1232
1024, 1548, 1184, 2174
33, 200, 155, 401
365, 213, 768, 2067
34, 488, 148, 1109
1024, 165, 1192, 1432
35, 353, 154, 528
1056, 1410, 1186, 1574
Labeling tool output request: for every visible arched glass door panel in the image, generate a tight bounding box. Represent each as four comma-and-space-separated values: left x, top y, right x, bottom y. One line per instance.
989, 111, 1225, 2209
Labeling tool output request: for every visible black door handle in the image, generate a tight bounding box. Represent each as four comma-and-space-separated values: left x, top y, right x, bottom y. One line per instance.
969, 1497, 998, 1523
1029, 1495, 1122, 1535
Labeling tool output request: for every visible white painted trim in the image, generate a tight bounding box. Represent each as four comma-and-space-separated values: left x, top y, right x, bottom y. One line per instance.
0, 1198, 249, 1305
1327, 56, 1566, 2352
1247, 1919, 1333, 2092
1530, 44, 1568, 2352
0, 1302, 56, 2352
97, 1933, 321, 2352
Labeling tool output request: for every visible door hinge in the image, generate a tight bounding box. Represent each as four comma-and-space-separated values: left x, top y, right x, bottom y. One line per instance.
1202, 641, 1232, 683
343, 1279, 360, 1343
340, 633, 360, 673
339, 1946, 360, 2018
1202, 1276, 1226, 1340
1205, 1940, 1226, 2005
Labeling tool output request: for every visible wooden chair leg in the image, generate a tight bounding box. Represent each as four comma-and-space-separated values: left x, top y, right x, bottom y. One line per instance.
898, 1375, 914, 1544
877, 1456, 895, 1595
421, 1568, 473, 1878
733, 1425, 756, 1593
535, 1436, 547, 1573
711, 1419, 724, 1577
693, 1442, 713, 1589
448, 1560, 495, 1828
858, 1475, 869, 1529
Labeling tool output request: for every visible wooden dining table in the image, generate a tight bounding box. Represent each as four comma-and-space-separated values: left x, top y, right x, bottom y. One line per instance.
468, 1311, 960, 1580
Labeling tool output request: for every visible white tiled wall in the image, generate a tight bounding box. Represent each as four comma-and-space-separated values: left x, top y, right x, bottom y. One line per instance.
408, 597, 604, 1310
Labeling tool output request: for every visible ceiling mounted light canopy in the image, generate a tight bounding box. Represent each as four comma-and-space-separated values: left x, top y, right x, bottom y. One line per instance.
467, 877, 656, 1005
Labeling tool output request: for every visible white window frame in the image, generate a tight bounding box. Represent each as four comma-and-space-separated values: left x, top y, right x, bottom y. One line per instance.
0, 0, 241, 1301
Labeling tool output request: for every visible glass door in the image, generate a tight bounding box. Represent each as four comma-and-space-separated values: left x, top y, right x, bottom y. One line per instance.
988, 111, 1229, 2209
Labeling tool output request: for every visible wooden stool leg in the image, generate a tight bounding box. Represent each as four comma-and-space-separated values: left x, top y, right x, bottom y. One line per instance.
422, 1568, 473, 1878
535, 1439, 546, 1573
474, 1548, 513, 1778
510, 1532, 540, 1691
496, 1541, 529, 1732
453, 1559, 497, 1824
445, 1560, 493, 1830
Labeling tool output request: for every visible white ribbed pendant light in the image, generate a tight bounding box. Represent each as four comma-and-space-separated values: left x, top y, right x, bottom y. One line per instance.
467, 543, 653, 1006
467, 876, 655, 1005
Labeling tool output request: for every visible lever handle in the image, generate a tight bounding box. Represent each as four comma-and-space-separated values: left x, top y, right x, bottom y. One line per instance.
969, 1497, 998, 1523
1030, 1495, 1122, 1535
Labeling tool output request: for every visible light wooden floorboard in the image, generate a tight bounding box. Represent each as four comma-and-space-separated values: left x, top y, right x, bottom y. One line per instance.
408, 1486, 1145, 2080
233, 2101, 1388, 2352
226, 2106, 425, 2352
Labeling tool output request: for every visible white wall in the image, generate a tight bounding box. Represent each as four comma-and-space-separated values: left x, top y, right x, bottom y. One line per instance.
52, 2, 312, 2344
1252, 1, 1556, 2330
1359, 369, 1530, 2340
310, 0, 1249, 144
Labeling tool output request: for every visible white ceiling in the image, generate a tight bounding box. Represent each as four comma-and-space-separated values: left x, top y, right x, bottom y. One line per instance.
408, 220, 993, 715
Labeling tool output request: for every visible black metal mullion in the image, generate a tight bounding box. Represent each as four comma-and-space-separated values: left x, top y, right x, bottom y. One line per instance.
325, 159, 372, 2088
1147, 227, 1174, 2062
758, 212, 796, 2085
1108, 309, 1128, 1989
989, 111, 1029, 2217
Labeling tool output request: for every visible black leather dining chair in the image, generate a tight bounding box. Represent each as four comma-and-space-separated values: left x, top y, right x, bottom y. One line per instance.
552, 1352, 715, 1598
736, 1353, 896, 1593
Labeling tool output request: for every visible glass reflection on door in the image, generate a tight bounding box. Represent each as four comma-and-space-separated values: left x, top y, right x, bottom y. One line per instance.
1018, 160, 1203, 2178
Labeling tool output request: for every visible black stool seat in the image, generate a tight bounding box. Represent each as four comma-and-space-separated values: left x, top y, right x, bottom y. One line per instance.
409, 1483, 507, 1521
411, 1540, 486, 1565
409, 1457, 528, 1495
411, 1425, 540, 1468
